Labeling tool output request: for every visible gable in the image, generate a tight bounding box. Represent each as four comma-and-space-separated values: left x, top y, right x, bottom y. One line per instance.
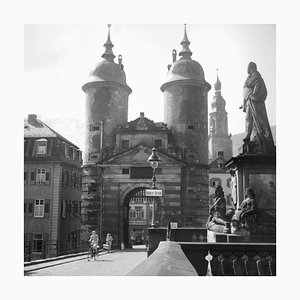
103, 145, 183, 166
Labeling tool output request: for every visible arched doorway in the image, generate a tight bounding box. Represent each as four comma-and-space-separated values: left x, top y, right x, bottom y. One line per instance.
123, 187, 160, 248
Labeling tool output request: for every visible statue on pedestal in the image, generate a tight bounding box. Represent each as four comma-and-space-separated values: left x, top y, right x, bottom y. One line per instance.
206, 186, 234, 234
240, 62, 275, 153
231, 187, 257, 234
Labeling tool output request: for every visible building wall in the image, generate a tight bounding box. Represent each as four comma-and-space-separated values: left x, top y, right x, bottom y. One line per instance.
24, 162, 53, 243
208, 171, 232, 207
116, 131, 168, 150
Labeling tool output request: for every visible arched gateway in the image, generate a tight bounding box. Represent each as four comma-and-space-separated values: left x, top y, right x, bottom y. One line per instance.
119, 185, 162, 248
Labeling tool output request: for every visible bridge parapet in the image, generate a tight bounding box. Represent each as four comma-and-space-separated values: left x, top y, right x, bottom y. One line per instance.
180, 242, 276, 275
128, 241, 275, 276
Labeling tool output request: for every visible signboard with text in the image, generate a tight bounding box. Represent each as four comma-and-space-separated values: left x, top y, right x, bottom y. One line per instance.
145, 189, 163, 197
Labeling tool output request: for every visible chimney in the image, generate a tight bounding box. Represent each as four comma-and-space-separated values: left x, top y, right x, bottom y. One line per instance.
140, 112, 145, 118
28, 114, 37, 124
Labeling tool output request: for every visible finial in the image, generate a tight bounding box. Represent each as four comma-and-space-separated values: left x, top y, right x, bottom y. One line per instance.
179, 24, 192, 59
101, 24, 115, 62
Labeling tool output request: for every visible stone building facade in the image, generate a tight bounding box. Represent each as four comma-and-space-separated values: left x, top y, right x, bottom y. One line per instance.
81, 26, 211, 248
24, 114, 82, 259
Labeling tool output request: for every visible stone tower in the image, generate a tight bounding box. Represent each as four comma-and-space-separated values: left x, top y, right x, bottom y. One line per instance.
208, 72, 232, 162
161, 25, 211, 226
81, 25, 132, 239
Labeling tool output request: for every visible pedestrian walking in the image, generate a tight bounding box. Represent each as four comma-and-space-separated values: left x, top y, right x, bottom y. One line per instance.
106, 233, 113, 253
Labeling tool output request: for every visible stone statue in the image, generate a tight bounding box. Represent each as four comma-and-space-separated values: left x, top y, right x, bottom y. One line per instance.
240, 62, 275, 153
206, 186, 234, 233
231, 187, 256, 234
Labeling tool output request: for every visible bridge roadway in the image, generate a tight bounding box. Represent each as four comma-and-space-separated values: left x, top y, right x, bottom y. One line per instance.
24, 246, 147, 276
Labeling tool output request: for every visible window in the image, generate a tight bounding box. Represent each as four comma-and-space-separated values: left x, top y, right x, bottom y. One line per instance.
33, 234, 43, 252
121, 140, 129, 149
62, 201, 66, 218
154, 139, 162, 149
210, 177, 222, 188
136, 209, 142, 219
34, 200, 44, 217
89, 153, 100, 161
129, 210, 136, 219
226, 178, 231, 188
92, 135, 100, 148
36, 139, 47, 155
36, 169, 46, 184
156, 168, 162, 175
187, 124, 197, 130
122, 168, 129, 174
69, 147, 74, 159
90, 124, 100, 131
65, 143, 69, 157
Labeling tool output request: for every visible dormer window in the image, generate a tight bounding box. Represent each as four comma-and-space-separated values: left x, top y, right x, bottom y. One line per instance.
36, 139, 47, 155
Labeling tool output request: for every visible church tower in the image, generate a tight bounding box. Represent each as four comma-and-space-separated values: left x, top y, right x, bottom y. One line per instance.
161, 25, 211, 226
81, 25, 132, 239
208, 72, 232, 162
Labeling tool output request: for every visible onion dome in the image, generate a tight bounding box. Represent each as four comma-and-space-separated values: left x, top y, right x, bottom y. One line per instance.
161, 25, 211, 92
82, 25, 131, 93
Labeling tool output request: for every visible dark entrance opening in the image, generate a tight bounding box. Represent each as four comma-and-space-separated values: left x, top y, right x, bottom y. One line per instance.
123, 187, 151, 248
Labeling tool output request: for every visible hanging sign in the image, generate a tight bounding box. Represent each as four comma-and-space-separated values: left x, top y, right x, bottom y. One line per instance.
145, 189, 162, 197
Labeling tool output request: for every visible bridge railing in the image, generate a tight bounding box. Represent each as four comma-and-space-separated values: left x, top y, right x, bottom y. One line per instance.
24, 240, 90, 262
128, 241, 276, 276
179, 242, 276, 275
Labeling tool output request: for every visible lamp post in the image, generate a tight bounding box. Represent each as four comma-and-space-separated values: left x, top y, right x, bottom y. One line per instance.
147, 148, 161, 227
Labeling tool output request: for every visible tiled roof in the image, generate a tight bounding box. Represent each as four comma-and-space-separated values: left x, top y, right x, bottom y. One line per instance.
24, 118, 79, 148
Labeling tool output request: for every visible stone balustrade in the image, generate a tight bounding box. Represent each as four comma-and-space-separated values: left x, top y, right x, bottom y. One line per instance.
127, 241, 275, 276
180, 242, 276, 275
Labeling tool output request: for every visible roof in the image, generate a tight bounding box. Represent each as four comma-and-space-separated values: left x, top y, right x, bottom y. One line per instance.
24, 117, 80, 149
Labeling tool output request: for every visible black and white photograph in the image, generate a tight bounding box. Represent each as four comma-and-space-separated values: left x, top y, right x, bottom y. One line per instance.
2, 0, 299, 299
23, 23, 277, 276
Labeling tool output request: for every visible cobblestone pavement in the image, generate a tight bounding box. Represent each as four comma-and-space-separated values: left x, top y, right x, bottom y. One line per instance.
24, 248, 147, 276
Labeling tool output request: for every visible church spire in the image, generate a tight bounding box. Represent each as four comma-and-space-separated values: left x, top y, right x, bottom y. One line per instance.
214, 69, 222, 91
101, 24, 115, 62
179, 24, 193, 59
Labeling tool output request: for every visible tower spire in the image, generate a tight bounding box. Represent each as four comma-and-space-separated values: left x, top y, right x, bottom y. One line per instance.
214, 69, 222, 91
101, 24, 115, 62
179, 24, 193, 59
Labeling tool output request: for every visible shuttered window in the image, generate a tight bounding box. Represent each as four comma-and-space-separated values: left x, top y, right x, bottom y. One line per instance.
34, 200, 44, 217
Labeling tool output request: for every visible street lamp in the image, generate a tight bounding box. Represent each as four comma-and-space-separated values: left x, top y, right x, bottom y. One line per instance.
147, 148, 161, 227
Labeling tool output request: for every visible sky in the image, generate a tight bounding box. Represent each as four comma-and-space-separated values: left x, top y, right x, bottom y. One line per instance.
24, 24, 276, 149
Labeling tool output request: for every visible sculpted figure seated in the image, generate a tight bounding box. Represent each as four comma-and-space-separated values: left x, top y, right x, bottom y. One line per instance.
206, 186, 234, 234
232, 187, 256, 233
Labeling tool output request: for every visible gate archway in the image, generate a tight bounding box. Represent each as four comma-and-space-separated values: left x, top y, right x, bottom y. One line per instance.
122, 187, 161, 248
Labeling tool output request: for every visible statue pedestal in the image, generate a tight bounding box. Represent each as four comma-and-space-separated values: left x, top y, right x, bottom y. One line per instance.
225, 149, 276, 236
